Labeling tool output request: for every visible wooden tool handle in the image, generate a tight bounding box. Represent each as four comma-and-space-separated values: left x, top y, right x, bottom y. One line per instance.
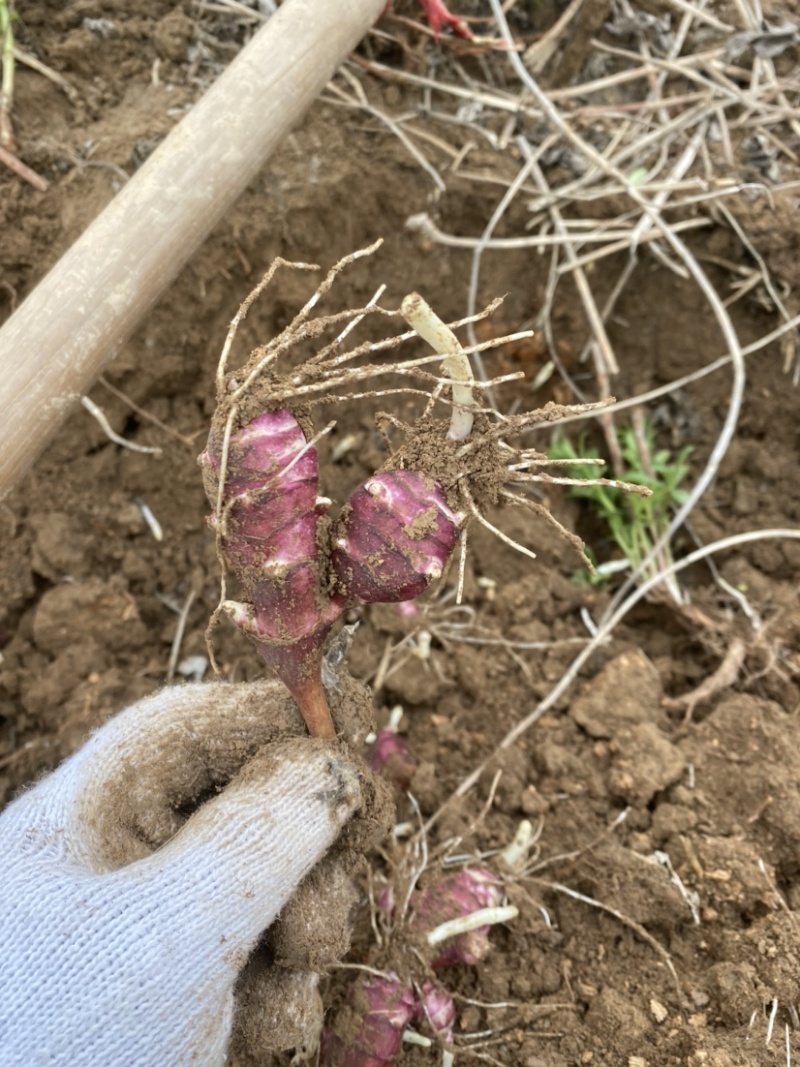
0, 0, 383, 500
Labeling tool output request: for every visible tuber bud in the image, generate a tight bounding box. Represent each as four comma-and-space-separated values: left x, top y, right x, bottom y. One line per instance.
414, 868, 505, 968
332, 470, 461, 605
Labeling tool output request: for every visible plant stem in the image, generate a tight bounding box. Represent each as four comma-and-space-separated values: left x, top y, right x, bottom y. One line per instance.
0, 0, 15, 151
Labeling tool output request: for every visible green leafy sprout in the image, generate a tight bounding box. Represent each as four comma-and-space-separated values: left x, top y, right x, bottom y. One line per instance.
549, 419, 692, 603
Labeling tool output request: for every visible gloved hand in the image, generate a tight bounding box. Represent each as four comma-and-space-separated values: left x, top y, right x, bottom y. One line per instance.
0, 679, 380, 1067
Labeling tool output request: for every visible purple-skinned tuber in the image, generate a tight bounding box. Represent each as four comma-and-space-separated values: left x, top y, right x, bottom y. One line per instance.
321, 974, 456, 1067
202, 408, 464, 738
320, 974, 416, 1067
203, 244, 621, 737
332, 470, 461, 606
415, 868, 506, 969
367, 728, 416, 790
201, 407, 345, 738
322, 867, 508, 1066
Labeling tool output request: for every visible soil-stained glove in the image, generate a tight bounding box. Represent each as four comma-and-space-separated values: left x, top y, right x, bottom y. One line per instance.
0, 680, 377, 1067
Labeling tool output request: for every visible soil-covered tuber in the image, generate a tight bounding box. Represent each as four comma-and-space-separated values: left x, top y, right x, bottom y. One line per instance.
332, 470, 461, 606
201, 409, 466, 739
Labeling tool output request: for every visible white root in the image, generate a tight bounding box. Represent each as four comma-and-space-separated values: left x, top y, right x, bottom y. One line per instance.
426, 905, 519, 947
81, 396, 162, 456
500, 819, 535, 872
401, 291, 476, 441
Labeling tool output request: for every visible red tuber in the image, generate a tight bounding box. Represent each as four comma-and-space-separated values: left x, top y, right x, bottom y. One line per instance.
203, 244, 625, 737
201, 407, 345, 738
321, 866, 511, 1065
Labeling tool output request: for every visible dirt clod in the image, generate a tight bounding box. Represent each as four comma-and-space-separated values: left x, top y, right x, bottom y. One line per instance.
608, 722, 686, 805
570, 649, 666, 738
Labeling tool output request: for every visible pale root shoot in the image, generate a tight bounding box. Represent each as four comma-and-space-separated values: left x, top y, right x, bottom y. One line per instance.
400, 291, 476, 441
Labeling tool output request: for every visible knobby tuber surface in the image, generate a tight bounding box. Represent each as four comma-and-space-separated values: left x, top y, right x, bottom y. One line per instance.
201, 257, 610, 741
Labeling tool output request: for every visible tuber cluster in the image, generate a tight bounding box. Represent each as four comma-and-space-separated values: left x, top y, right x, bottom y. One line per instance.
202, 242, 639, 738
322, 708, 520, 1065
198, 244, 646, 1066
201, 404, 462, 738
321, 866, 509, 1066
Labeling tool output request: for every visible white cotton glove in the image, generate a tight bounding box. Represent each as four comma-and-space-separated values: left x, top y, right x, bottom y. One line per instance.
0, 680, 377, 1067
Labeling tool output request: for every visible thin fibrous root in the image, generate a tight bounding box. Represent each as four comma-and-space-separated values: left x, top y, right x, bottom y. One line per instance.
509, 471, 652, 497
500, 488, 596, 574
456, 528, 468, 605
215, 255, 320, 393
461, 483, 538, 563
204, 249, 642, 711
454, 398, 619, 458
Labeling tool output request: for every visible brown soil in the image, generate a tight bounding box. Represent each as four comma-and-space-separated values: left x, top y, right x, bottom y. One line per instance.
2, 3, 800, 1065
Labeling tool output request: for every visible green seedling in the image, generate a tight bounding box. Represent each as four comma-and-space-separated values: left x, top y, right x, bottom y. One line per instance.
550, 420, 692, 603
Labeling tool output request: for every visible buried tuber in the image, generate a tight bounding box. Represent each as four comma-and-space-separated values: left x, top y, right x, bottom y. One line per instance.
367, 706, 416, 789
323, 716, 520, 1065
201, 240, 645, 737
321, 866, 515, 1066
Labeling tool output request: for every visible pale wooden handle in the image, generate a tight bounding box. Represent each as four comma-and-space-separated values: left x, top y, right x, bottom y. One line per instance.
0, 0, 383, 500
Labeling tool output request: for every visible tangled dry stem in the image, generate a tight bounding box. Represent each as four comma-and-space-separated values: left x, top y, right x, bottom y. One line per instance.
295, 9, 800, 905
